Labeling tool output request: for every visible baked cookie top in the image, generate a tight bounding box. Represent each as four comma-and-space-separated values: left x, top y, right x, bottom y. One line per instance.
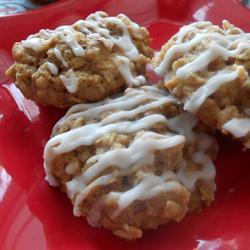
6, 11, 153, 108
44, 85, 217, 240
153, 20, 250, 148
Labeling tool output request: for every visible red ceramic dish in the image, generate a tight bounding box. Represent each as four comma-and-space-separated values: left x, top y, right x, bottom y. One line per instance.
0, 0, 250, 249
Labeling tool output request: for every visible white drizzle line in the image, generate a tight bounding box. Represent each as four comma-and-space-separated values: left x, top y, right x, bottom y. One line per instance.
45, 86, 176, 186
45, 114, 168, 176
43, 86, 216, 219
83, 12, 139, 60
59, 69, 79, 93
166, 112, 198, 143
56, 26, 85, 56
113, 55, 146, 86
154, 21, 248, 77
106, 113, 216, 218
176, 44, 230, 79
70, 174, 113, 216
154, 20, 249, 113
46, 62, 58, 76
22, 37, 45, 52
82, 132, 185, 184
165, 113, 216, 191
22, 11, 146, 91
154, 33, 228, 77
106, 172, 182, 218
184, 67, 241, 113
53, 86, 176, 132
53, 47, 68, 67
71, 133, 185, 216
223, 118, 250, 137
177, 152, 215, 191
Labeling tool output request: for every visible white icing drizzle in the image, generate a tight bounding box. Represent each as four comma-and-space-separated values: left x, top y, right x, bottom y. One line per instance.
176, 44, 230, 79
184, 67, 241, 113
166, 113, 216, 191
72, 174, 114, 216
177, 152, 215, 191
45, 86, 176, 185
154, 33, 228, 77
107, 172, 182, 218
56, 26, 85, 56
39, 28, 54, 37
53, 85, 176, 132
71, 133, 185, 216
22, 37, 46, 52
43, 86, 216, 219
154, 21, 249, 113
166, 112, 198, 143
82, 132, 185, 184
113, 55, 146, 86
223, 118, 250, 137
22, 29, 54, 51
84, 12, 139, 60
46, 114, 168, 168
59, 69, 79, 93
53, 47, 68, 67
22, 11, 145, 90
46, 62, 58, 76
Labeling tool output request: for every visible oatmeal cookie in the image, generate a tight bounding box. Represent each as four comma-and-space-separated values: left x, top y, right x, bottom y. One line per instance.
6, 11, 153, 108
153, 20, 250, 148
44, 85, 217, 240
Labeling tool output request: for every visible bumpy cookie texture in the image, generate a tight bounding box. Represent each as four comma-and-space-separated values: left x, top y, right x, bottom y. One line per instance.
6, 11, 153, 108
44, 85, 217, 240
153, 20, 250, 149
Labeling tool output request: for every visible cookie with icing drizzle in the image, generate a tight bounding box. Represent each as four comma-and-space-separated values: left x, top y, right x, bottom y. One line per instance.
6, 11, 153, 108
43, 85, 217, 240
153, 20, 250, 149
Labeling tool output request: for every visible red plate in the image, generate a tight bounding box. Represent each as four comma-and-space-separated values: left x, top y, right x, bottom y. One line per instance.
0, 1, 250, 249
